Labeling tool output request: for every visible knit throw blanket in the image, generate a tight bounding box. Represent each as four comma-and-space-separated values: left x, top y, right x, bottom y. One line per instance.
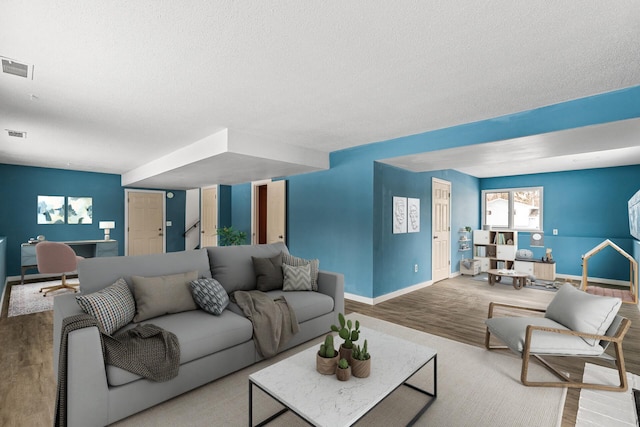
55, 314, 180, 426
231, 290, 299, 358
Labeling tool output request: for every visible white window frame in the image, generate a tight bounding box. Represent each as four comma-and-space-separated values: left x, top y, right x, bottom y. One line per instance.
482, 186, 543, 231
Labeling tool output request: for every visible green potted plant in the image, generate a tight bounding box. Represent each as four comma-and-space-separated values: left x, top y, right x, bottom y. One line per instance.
336, 357, 351, 381
330, 313, 360, 361
350, 339, 371, 378
216, 226, 247, 246
316, 334, 339, 375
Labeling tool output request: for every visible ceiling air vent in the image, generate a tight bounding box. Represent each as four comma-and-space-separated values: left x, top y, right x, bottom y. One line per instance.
6, 129, 27, 138
1, 57, 33, 79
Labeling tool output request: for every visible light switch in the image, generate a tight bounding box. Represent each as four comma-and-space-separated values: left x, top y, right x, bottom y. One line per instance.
166, 221, 172, 227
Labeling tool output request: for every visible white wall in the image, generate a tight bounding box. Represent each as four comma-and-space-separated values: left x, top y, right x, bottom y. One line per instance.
185, 189, 200, 250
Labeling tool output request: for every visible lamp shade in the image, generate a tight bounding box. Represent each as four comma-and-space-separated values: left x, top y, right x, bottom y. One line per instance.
99, 221, 115, 229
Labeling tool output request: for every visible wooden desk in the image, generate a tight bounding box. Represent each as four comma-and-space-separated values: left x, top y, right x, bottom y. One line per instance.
21, 240, 118, 284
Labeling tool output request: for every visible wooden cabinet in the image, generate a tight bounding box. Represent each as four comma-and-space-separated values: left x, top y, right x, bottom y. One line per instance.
473, 230, 518, 272
514, 259, 556, 281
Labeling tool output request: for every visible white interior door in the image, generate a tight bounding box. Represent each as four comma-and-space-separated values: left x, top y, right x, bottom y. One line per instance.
126, 190, 165, 256
266, 180, 286, 244
432, 178, 451, 282
200, 186, 218, 247
252, 179, 286, 244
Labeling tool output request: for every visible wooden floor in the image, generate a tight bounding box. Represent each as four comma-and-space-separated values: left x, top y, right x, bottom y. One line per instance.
1, 275, 639, 426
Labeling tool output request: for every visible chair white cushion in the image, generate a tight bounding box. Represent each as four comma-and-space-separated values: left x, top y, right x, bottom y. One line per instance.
485, 317, 605, 356
545, 283, 621, 345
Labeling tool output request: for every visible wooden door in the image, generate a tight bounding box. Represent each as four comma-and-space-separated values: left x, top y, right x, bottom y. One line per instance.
266, 180, 286, 243
127, 191, 164, 256
253, 180, 286, 244
431, 178, 451, 282
201, 186, 218, 247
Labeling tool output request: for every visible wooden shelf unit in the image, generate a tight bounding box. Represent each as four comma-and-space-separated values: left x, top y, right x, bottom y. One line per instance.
473, 230, 518, 272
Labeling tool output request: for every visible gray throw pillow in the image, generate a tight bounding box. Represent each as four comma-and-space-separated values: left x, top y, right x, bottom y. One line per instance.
282, 253, 319, 291
75, 278, 135, 335
190, 278, 230, 315
252, 253, 284, 291
545, 283, 621, 345
131, 270, 199, 322
282, 263, 312, 291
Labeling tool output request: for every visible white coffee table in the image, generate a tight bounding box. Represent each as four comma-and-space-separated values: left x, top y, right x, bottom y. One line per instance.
249, 326, 437, 426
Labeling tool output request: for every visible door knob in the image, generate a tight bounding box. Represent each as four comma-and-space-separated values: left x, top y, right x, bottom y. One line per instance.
433, 236, 438, 239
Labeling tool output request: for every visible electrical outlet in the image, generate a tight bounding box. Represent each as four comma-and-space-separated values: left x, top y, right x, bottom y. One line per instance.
414, 264, 418, 273
552, 229, 558, 235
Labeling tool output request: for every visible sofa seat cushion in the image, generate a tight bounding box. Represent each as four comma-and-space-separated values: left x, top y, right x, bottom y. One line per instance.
485, 316, 605, 356
106, 309, 253, 386
227, 290, 334, 324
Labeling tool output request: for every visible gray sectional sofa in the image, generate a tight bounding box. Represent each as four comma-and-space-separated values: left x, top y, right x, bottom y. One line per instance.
53, 242, 344, 427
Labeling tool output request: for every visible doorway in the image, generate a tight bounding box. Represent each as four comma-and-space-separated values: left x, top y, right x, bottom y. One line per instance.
200, 186, 218, 247
252, 180, 286, 244
125, 189, 165, 256
431, 178, 451, 282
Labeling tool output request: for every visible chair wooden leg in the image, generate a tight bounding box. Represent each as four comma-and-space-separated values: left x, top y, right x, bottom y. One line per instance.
521, 353, 627, 392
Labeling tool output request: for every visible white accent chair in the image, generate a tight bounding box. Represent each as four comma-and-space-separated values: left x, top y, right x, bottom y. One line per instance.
485, 283, 630, 391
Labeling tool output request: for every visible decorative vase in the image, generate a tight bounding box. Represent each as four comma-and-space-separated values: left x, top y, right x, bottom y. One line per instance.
316, 351, 339, 375
339, 345, 353, 362
336, 365, 351, 381
351, 357, 371, 378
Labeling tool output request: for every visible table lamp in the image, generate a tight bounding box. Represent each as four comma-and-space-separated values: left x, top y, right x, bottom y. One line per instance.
99, 221, 115, 240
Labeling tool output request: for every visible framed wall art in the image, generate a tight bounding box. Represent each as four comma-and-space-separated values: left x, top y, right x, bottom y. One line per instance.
393, 196, 407, 234
407, 198, 420, 233
37, 195, 65, 224
67, 196, 93, 224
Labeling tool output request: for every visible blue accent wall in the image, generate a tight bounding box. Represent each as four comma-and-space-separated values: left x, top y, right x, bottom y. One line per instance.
0, 237, 6, 298
0, 163, 185, 277
481, 166, 640, 280
284, 85, 640, 298
231, 183, 252, 242
372, 164, 480, 298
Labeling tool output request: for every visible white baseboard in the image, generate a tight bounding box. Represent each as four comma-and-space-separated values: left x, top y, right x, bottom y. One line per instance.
345, 280, 434, 306
555, 274, 630, 287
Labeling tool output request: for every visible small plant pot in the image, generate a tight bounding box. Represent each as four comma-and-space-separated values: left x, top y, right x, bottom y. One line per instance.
339, 345, 353, 362
316, 352, 339, 375
336, 366, 351, 381
351, 357, 371, 378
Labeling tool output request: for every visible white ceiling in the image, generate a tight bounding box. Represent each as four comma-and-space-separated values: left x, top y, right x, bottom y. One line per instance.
1, 1, 640, 189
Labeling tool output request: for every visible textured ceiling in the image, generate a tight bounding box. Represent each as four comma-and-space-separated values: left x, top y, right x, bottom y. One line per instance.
1, 1, 640, 188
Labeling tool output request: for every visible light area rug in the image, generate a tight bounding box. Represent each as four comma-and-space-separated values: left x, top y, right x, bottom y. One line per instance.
112, 313, 566, 427
7, 280, 79, 317
576, 363, 639, 426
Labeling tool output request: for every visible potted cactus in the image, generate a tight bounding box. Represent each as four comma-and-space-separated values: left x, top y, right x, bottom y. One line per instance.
336, 358, 351, 381
330, 313, 360, 361
350, 339, 371, 378
316, 334, 339, 375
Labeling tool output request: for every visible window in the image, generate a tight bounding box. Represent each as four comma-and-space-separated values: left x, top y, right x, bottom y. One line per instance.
482, 187, 543, 231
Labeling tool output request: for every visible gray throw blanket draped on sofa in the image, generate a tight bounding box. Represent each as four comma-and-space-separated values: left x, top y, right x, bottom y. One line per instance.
55, 314, 180, 427
232, 290, 299, 358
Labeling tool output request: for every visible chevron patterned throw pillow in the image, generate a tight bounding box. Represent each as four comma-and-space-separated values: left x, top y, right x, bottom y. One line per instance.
282, 263, 312, 291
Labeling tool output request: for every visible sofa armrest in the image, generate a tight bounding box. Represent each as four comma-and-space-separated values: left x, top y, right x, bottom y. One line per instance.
53, 294, 84, 377
317, 270, 345, 320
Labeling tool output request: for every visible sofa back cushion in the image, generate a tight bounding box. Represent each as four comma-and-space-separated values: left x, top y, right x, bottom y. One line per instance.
206, 243, 289, 294
77, 248, 212, 294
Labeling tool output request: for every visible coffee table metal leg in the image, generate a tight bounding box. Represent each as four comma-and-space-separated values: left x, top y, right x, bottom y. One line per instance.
403, 354, 437, 426
249, 380, 298, 426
